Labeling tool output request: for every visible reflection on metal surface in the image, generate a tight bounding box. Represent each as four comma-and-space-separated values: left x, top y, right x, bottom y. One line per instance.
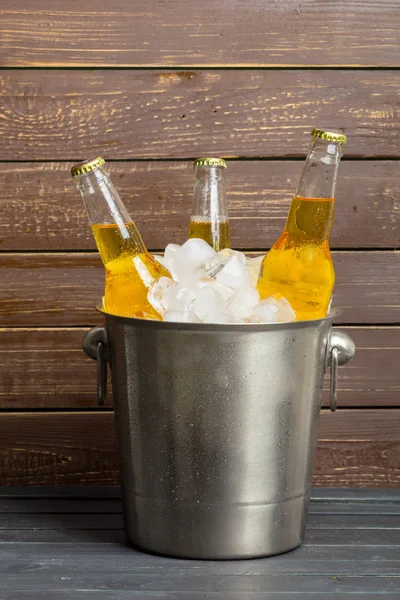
83, 313, 355, 559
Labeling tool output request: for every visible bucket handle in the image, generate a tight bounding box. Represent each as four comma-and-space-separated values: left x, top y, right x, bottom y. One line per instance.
326, 330, 356, 412
82, 325, 356, 411
82, 326, 109, 407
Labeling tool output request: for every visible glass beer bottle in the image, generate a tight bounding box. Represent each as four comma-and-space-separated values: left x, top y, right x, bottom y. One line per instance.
257, 128, 347, 320
71, 157, 171, 319
188, 157, 231, 251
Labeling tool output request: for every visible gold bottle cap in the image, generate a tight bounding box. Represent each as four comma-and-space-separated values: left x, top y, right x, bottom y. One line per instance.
71, 156, 105, 177
311, 128, 347, 144
193, 157, 227, 169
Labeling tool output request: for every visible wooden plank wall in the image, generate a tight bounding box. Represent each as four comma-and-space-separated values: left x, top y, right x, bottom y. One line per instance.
0, 1, 399, 487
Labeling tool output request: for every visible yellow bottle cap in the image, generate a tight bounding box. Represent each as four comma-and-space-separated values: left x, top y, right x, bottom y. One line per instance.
311, 128, 347, 144
71, 156, 105, 177
193, 157, 227, 169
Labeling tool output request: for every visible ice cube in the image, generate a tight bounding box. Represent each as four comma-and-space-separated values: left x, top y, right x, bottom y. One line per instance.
175, 284, 195, 308
253, 299, 279, 323
274, 296, 296, 322
148, 277, 194, 316
247, 255, 264, 287
148, 277, 178, 315
164, 243, 180, 266
208, 279, 236, 301
192, 286, 226, 320
245, 314, 262, 324
168, 239, 217, 284
205, 310, 231, 324
215, 254, 251, 290
228, 284, 260, 319
178, 238, 216, 270
163, 244, 182, 281
228, 315, 246, 324
204, 310, 248, 324
163, 310, 183, 322
184, 271, 235, 302
219, 248, 247, 266
253, 296, 296, 323
205, 248, 247, 271
164, 308, 201, 323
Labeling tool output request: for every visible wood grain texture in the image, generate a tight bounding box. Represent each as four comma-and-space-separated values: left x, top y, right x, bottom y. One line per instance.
1, 0, 399, 67
1, 1, 399, 495
0, 410, 398, 486
0, 592, 398, 600
2, 494, 398, 515
0, 572, 400, 597
1, 491, 399, 597
1, 252, 399, 327
0, 523, 398, 546
6, 486, 396, 500
0, 546, 400, 579
1, 71, 400, 159
0, 327, 398, 409
1, 542, 400, 568
1, 161, 399, 251
0, 328, 113, 409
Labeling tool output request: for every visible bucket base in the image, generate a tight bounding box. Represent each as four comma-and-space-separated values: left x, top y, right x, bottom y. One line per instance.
123, 493, 309, 559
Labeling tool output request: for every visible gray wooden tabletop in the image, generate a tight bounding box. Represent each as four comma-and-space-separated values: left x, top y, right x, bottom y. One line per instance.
0, 487, 399, 599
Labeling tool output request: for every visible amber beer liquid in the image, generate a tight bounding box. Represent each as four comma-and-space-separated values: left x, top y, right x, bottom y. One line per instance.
188, 217, 230, 252
257, 129, 346, 321
257, 196, 335, 320
91, 223, 167, 319
71, 157, 170, 319
188, 158, 230, 251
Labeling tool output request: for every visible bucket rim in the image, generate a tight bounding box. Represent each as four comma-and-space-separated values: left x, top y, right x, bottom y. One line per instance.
97, 306, 341, 332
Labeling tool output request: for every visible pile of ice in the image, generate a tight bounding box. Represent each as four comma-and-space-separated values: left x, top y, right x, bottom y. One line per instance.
150, 238, 296, 324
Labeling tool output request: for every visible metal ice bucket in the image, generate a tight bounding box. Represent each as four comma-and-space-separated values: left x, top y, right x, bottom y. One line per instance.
83, 310, 355, 559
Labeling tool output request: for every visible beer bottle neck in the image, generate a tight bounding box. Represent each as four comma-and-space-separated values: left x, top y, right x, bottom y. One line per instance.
75, 166, 146, 253
192, 165, 228, 222
75, 166, 130, 224
296, 138, 343, 199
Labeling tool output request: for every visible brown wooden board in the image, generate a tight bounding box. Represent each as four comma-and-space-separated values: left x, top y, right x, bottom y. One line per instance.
1, 161, 399, 251
0, 327, 398, 409
1, 252, 399, 327
1, 1, 399, 67
0, 410, 398, 486
1, 71, 400, 159
0, 328, 111, 409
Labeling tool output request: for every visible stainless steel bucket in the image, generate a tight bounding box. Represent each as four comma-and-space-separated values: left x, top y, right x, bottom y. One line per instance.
83, 310, 355, 559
